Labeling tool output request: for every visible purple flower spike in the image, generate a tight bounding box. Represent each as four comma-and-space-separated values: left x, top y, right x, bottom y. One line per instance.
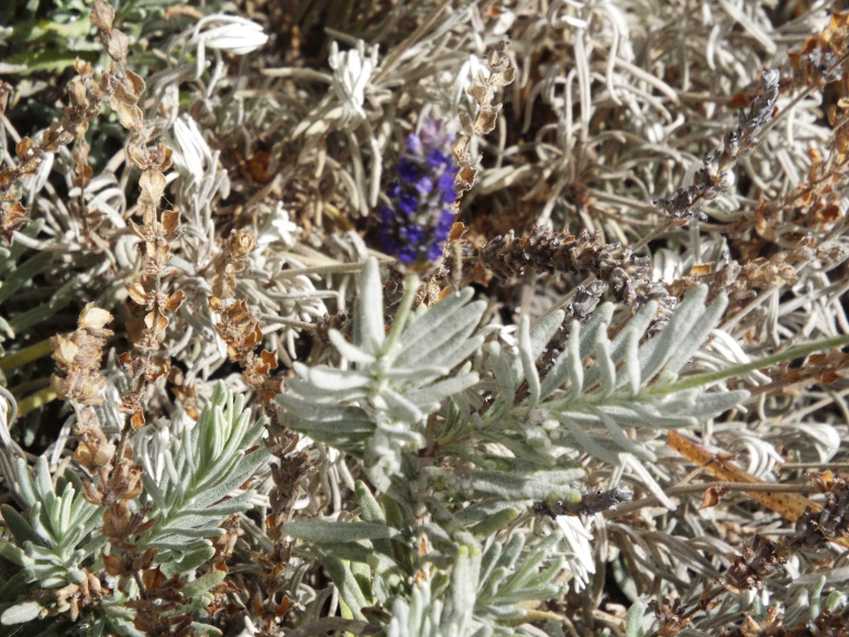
427, 241, 445, 261
398, 246, 418, 263
398, 193, 419, 216
398, 160, 419, 183
437, 171, 457, 203
414, 176, 434, 196
375, 117, 459, 265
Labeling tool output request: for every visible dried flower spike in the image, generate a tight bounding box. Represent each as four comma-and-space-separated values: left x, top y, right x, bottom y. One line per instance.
378, 118, 458, 265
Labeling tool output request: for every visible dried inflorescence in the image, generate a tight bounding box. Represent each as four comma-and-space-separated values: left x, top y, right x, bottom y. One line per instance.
726, 535, 786, 592
654, 69, 780, 220
788, 12, 849, 88
51, 305, 113, 407
210, 228, 281, 402
791, 476, 849, 550
478, 227, 675, 312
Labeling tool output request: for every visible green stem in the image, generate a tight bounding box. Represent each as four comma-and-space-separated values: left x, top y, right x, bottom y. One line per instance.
650, 333, 849, 396
8, 376, 51, 397
0, 337, 53, 371
382, 272, 419, 358
17, 386, 58, 418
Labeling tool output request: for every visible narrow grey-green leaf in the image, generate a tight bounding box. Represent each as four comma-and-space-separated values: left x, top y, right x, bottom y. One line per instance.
1, 600, 43, 625
283, 519, 398, 543
356, 257, 385, 353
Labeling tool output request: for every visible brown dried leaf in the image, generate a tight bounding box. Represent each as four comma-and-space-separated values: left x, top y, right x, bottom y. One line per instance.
690, 263, 714, 276
164, 290, 186, 313
474, 105, 500, 135
456, 165, 477, 193
701, 486, 721, 509
126, 142, 148, 169
16, 137, 33, 158
106, 29, 130, 64
73, 58, 92, 76
161, 209, 180, 237
111, 97, 143, 131
667, 431, 817, 522
91, 0, 115, 31
139, 169, 166, 204
2, 201, 29, 242
127, 281, 147, 305
260, 348, 277, 366
68, 76, 89, 109
103, 554, 124, 577
79, 304, 113, 330
130, 409, 145, 430
229, 227, 257, 258
125, 71, 146, 100
52, 335, 80, 368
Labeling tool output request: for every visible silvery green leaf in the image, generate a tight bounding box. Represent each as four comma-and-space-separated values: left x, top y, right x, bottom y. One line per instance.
13, 457, 36, 509
189, 622, 223, 637
284, 418, 373, 440
284, 377, 369, 403
493, 346, 517, 405
451, 543, 480, 619
469, 507, 520, 536
33, 456, 51, 500
183, 570, 227, 599
283, 519, 399, 543
395, 288, 476, 363
0, 541, 28, 567
136, 383, 270, 554
597, 411, 655, 461
356, 481, 386, 523
406, 373, 479, 407
661, 389, 750, 417
579, 302, 614, 358
540, 321, 582, 399
382, 387, 426, 422
460, 469, 584, 500
355, 257, 385, 353
625, 599, 649, 637
625, 326, 642, 396
558, 418, 621, 464
161, 542, 216, 576
384, 366, 450, 381
324, 556, 370, 620
1, 505, 42, 546
277, 392, 369, 422
191, 449, 271, 509
639, 285, 708, 384
518, 313, 541, 405
622, 453, 675, 509
396, 299, 486, 370
660, 293, 727, 380
513, 309, 566, 384
176, 492, 258, 518
609, 301, 657, 355
426, 335, 485, 372
1, 600, 43, 625
594, 405, 698, 429
328, 329, 376, 364
304, 365, 372, 392
594, 334, 616, 396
